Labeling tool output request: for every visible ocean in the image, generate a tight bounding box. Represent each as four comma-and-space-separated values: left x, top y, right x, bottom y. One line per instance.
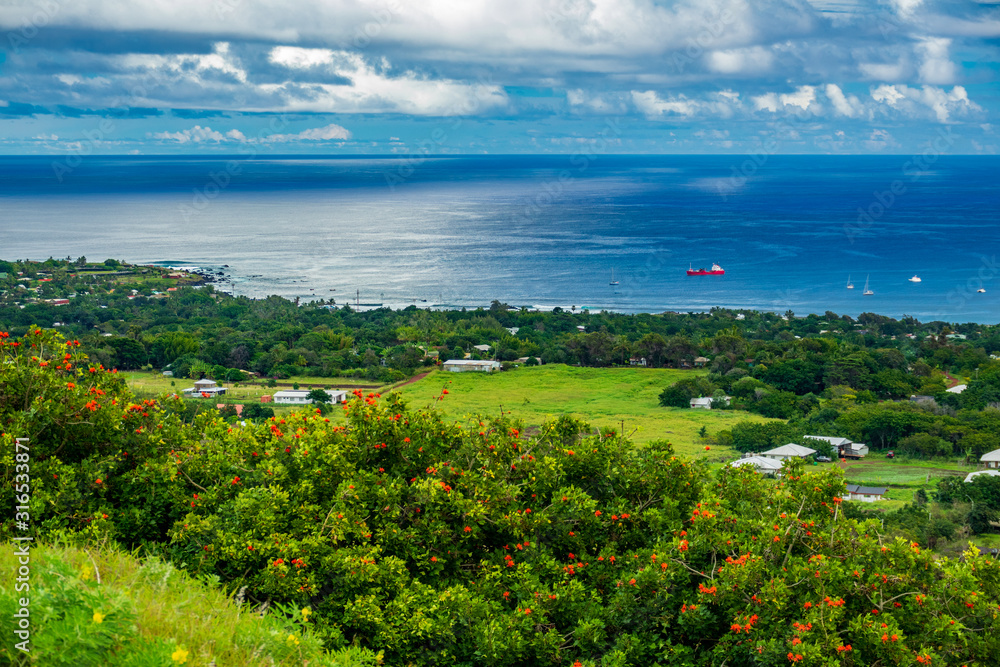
1, 154, 998, 322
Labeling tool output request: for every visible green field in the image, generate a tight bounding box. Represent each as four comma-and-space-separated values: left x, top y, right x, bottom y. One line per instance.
392, 364, 774, 456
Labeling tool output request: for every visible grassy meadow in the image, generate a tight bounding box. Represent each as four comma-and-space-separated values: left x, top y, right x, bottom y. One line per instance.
392, 364, 774, 457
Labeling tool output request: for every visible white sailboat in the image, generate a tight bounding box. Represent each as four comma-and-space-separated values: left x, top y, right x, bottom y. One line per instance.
609, 268, 619, 286
909, 275, 921, 283
863, 275, 874, 296
846, 275, 854, 289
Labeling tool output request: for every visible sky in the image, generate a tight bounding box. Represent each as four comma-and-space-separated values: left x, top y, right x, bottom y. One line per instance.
0, 0, 997, 155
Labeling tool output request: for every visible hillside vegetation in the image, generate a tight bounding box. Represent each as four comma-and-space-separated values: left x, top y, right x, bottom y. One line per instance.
4, 329, 1000, 666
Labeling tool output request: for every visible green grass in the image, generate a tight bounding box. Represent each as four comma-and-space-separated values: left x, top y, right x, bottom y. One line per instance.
0, 542, 379, 666
392, 364, 775, 456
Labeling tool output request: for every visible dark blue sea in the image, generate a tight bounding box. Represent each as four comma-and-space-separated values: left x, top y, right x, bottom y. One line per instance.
1, 154, 998, 322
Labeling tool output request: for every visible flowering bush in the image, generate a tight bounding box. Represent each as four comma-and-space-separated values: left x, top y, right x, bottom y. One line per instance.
4, 329, 1000, 665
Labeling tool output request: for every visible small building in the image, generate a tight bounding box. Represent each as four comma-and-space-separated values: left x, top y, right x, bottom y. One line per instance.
843, 484, 887, 502
761, 443, 816, 461
161, 371, 174, 377
473, 344, 492, 353
947, 384, 968, 394
506, 327, 520, 335
729, 456, 784, 476
629, 357, 647, 367
693, 356, 710, 367
272, 389, 348, 405
217, 404, 244, 416
260, 395, 273, 403
443, 359, 501, 373
47, 299, 70, 306
182, 378, 227, 397
804, 435, 868, 459
980, 449, 1000, 469
965, 469, 1000, 483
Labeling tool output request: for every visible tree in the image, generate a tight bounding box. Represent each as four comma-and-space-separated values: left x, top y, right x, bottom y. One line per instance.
306, 388, 331, 404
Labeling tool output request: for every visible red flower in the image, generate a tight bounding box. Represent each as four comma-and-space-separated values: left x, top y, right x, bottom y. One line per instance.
95, 478, 103, 485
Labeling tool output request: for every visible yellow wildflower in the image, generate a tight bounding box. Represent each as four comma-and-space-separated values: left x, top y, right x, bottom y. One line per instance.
301, 607, 312, 620
171, 647, 189, 664
287, 634, 300, 645
92, 611, 104, 623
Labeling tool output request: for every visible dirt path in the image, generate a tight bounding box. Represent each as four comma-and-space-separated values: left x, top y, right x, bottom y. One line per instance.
391, 370, 434, 389
943, 371, 961, 388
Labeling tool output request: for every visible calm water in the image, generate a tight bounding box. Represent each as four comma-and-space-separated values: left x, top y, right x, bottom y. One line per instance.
1, 154, 998, 322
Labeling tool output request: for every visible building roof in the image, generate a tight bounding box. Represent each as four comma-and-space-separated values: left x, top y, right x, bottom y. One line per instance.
690, 397, 713, 407
194, 379, 218, 386
472, 344, 492, 352
730, 456, 783, 470
981, 448, 1000, 462
762, 443, 816, 457
947, 384, 968, 394
694, 356, 710, 362
846, 484, 887, 496
804, 435, 852, 447
965, 470, 1000, 483
443, 359, 500, 366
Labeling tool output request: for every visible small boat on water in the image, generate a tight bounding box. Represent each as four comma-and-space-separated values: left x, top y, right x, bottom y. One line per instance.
609, 268, 619, 286
909, 275, 921, 283
978, 288, 986, 293
863, 275, 874, 296
687, 263, 725, 276
846, 275, 854, 289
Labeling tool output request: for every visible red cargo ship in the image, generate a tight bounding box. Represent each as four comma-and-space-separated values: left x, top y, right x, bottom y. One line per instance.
687, 263, 725, 276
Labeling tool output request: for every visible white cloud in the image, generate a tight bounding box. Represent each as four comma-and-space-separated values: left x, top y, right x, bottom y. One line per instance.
824, 84, 861, 117
916, 38, 956, 85
149, 125, 240, 143
269, 46, 336, 69
858, 62, 908, 81
265, 123, 351, 142
631, 90, 697, 117
779, 85, 815, 110
752, 92, 779, 112
706, 46, 774, 75
871, 84, 905, 106
870, 84, 979, 122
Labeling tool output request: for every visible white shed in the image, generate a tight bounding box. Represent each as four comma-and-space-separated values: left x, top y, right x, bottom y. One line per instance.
965, 470, 1000, 483
980, 449, 1000, 469
761, 443, 816, 460
272, 389, 348, 405
443, 359, 500, 373
730, 456, 784, 476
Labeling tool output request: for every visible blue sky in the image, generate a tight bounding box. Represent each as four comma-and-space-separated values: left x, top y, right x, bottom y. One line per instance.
0, 0, 997, 154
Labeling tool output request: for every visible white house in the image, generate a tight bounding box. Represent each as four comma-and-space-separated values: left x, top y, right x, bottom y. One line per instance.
182, 378, 227, 397
730, 456, 784, 476
443, 359, 501, 373
272, 389, 348, 405
980, 449, 1000, 469
803, 435, 869, 459
843, 484, 887, 502
761, 443, 816, 460
472, 344, 492, 353
689, 396, 731, 410
965, 470, 1000, 483
947, 384, 968, 394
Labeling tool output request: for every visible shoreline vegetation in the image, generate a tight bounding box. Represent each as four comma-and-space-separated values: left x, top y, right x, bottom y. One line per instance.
5, 257, 1000, 664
